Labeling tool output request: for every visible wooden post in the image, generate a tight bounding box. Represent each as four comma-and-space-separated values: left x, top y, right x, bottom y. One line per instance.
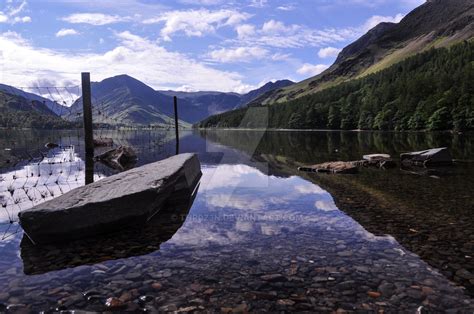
174, 96, 180, 155
81, 72, 94, 184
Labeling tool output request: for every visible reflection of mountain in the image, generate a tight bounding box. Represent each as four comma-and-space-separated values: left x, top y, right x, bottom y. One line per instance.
199, 130, 474, 296
20, 181, 199, 275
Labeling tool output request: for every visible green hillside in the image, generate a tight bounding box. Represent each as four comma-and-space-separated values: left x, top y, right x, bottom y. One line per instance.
0, 90, 78, 129
198, 41, 474, 131
252, 0, 473, 106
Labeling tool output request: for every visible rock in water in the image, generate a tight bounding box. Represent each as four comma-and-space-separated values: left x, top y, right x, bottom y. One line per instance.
45, 142, 59, 149
18, 153, 202, 244
93, 138, 114, 147
401, 147, 452, 167
363, 154, 391, 161
363, 154, 396, 168
299, 161, 358, 174
96, 146, 137, 171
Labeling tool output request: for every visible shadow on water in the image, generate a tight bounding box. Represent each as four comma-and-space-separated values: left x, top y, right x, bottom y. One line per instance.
20, 181, 199, 275
199, 129, 474, 296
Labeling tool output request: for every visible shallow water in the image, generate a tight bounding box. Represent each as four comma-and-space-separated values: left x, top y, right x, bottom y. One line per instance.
0, 129, 472, 312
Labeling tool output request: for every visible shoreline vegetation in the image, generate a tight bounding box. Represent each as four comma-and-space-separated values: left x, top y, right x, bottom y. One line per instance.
197, 41, 474, 132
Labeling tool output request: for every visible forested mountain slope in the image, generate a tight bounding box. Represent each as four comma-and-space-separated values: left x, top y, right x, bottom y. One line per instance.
198, 41, 474, 131
0, 90, 77, 129
253, 0, 474, 106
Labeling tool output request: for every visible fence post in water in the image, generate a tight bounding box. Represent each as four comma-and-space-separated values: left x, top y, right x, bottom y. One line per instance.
174, 96, 180, 155
81, 72, 94, 184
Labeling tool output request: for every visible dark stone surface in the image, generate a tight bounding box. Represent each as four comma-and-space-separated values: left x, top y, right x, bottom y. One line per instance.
18, 153, 201, 244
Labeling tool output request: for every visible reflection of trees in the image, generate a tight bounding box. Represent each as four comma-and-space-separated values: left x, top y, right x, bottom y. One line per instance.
200, 130, 474, 164
199, 129, 474, 296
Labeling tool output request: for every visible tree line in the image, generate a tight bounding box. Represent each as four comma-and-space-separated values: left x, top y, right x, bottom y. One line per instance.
198, 40, 474, 131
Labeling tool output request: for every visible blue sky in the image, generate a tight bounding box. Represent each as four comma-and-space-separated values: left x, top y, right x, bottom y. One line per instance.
0, 0, 424, 93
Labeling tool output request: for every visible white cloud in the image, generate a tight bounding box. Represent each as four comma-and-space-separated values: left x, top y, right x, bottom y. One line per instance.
297, 63, 329, 76
61, 13, 128, 25
13, 15, 31, 23
209, 46, 268, 63
7, 0, 27, 16
276, 5, 295, 11
0, 12, 9, 23
143, 9, 251, 41
235, 24, 255, 39
271, 52, 291, 61
228, 13, 405, 51
315, 200, 338, 212
249, 0, 268, 8
55, 28, 80, 37
0, 1, 31, 24
0, 31, 251, 93
179, 0, 224, 4
363, 13, 404, 32
207, 194, 265, 211
227, 19, 358, 49
318, 46, 341, 58
262, 19, 289, 34
294, 184, 327, 195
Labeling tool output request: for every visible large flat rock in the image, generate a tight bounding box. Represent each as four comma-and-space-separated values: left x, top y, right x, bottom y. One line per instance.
401, 147, 452, 166
19, 153, 201, 244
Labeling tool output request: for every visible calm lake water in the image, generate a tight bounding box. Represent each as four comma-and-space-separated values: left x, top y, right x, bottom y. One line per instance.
0, 129, 473, 312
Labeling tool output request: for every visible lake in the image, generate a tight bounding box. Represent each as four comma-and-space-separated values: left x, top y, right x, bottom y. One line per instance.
0, 129, 473, 312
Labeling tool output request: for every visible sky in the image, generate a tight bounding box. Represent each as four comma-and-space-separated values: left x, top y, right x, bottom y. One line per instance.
0, 0, 425, 93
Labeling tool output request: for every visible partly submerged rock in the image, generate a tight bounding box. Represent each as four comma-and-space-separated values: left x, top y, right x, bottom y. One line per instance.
363, 154, 391, 162
20, 181, 198, 274
95, 146, 137, 171
44, 142, 59, 149
299, 161, 358, 174
18, 153, 201, 244
93, 137, 114, 147
401, 147, 452, 167
363, 154, 396, 169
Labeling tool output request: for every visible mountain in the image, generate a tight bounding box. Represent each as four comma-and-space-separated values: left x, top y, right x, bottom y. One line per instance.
158, 90, 242, 121
158, 79, 294, 121
0, 89, 56, 116
65, 75, 293, 126
0, 84, 68, 115
198, 38, 474, 131
0, 89, 77, 129
67, 75, 193, 127
240, 80, 294, 106
254, 0, 474, 105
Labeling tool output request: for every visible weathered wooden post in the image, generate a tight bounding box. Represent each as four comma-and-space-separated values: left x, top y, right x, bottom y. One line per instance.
174, 96, 180, 155
81, 72, 94, 184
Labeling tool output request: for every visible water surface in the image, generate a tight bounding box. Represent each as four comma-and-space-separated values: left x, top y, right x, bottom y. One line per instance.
0, 129, 472, 312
